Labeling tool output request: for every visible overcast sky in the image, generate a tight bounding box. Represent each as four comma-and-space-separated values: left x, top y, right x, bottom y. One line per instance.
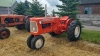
16, 0, 62, 14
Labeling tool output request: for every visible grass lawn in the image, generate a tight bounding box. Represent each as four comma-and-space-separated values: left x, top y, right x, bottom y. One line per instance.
81, 29, 100, 44
56, 29, 100, 44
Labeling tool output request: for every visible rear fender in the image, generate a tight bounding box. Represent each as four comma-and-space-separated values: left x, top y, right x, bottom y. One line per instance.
66, 19, 74, 31
60, 16, 69, 21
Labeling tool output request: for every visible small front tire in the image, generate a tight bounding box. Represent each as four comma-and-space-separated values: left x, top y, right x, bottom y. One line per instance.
31, 35, 45, 50
27, 35, 34, 49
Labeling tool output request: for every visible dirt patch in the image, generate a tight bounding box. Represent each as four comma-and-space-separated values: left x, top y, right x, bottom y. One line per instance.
0, 27, 100, 56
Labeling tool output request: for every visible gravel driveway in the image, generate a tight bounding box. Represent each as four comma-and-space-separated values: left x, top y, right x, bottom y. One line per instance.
83, 25, 100, 31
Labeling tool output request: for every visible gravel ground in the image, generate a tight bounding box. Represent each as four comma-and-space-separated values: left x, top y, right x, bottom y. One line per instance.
0, 27, 100, 56
83, 25, 100, 31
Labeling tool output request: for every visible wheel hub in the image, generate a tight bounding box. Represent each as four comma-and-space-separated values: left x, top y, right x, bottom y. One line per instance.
1, 31, 8, 38
74, 25, 80, 38
35, 39, 43, 48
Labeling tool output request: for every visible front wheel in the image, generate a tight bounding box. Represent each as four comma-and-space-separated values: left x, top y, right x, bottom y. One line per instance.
27, 35, 34, 49
31, 35, 45, 50
67, 20, 81, 41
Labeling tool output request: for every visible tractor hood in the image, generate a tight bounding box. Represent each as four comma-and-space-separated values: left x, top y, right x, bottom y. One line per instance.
30, 17, 60, 24
30, 17, 57, 22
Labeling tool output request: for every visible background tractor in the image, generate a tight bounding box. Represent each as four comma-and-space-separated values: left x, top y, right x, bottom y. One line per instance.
0, 14, 33, 39
27, 16, 81, 50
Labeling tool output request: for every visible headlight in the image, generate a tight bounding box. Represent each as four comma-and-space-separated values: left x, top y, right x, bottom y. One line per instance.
33, 28, 36, 31
39, 20, 42, 24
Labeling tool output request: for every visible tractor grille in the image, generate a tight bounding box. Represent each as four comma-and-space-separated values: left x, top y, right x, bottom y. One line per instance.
30, 22, 38, 33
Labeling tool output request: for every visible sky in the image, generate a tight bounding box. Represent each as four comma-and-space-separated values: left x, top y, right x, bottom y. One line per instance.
16, 0, 62, 14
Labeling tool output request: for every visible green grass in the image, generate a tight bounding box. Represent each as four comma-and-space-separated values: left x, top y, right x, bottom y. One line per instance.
57, 29, 100, 44
81, 30, 100, 44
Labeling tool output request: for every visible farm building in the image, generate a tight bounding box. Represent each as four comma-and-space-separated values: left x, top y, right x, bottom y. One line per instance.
77, 0, 100, 27
0, 0, 17, 14
78, 0, 100, 14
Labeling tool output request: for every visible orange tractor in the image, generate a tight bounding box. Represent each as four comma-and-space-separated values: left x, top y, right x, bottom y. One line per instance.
0, 14, 32, 39
27, 16, 81, 50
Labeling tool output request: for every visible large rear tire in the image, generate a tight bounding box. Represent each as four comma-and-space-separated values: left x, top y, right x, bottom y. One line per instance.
16, 24, 25, 30
0, 28, 10, 39
25, 20, 30, 32
67, 20, 81, 41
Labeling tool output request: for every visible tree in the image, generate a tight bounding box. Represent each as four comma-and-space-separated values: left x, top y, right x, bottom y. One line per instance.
14, 0, 45, 16
30, 0, 45, 16
24, 0, 31, 15
56, 0, 80, 19
14, 2, 26, 15
24, 0, 30, 9
14, 0, 31, 15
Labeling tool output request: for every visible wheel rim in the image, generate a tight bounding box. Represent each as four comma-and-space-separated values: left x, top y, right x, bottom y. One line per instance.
35, 38, 43, 48
74, 25, 80, 38
1, 31, 8, 38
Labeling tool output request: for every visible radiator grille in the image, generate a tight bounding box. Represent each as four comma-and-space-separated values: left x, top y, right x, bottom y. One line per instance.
30, 22, 38, 32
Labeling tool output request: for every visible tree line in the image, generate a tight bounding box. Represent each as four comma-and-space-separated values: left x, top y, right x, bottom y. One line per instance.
14, 0, 80, 19
14, 0, 45, 17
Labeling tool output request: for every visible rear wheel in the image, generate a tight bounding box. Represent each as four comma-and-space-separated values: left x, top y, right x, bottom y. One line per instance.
31, 35, 45, 50
0, 28, 10, 39
16, 24, 25, 30
67, 20, 81, 41
25, 20, 30, 32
